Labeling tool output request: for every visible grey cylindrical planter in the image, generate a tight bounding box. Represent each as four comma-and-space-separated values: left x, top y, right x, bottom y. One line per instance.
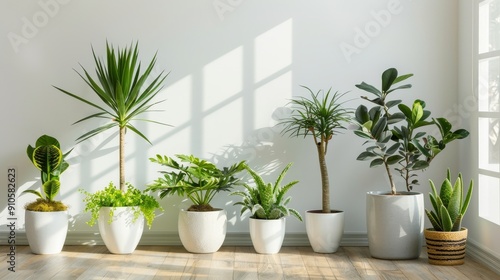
366, 191, 424, 259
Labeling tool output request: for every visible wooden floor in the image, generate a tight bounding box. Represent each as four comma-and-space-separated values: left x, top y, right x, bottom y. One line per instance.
1, 245, 499, 280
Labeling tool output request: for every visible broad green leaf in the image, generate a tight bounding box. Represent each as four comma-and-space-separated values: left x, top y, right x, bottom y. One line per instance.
381, 68, 398, 93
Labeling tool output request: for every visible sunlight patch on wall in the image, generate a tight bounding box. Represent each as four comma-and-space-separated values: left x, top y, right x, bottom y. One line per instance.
478, 174, 500, 225
254, 71, 292, 129
254, 19, 292, 84
203, 47, 243, 111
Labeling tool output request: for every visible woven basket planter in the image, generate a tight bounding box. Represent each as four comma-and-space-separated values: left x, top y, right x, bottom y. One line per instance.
424, 228, 468, 265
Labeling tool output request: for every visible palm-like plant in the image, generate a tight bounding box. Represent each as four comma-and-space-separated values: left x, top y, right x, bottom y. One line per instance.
231, 163, 302, 221
55, 42, 169, 192
147, 154, 246, 211
279, 86, 351, 213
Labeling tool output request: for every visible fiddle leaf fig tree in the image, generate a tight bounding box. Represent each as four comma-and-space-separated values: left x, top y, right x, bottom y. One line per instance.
279, 86, 351, 213
55, 42, 169, 192
354, 68, 470, 194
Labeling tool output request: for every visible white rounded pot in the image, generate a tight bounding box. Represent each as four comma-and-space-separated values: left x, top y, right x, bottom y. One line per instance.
98, 207, 144, 254
25, 210, 68, 254
305, 210, 344, 253
366, 191, 424, 259
249, 217, 286, 254
178, 209, 227, 253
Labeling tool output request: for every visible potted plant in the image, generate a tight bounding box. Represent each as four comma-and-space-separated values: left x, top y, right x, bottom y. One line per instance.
22, 135, 71, 254
231, 162, 302, 254
424, 169, 473, 265
279, 86, 351, 253
353, 67, 470, 259
147, 154, 246, 253
55, 42, 165, 254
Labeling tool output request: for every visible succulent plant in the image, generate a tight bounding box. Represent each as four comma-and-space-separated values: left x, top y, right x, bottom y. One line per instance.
425, 169, 473, 232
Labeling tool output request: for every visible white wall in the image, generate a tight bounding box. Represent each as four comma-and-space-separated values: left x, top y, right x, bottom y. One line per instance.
1, 0, 463, 239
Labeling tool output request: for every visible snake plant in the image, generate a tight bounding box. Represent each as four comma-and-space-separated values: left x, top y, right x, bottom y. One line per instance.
231, 163, 302, 221
425, 169, 473, 232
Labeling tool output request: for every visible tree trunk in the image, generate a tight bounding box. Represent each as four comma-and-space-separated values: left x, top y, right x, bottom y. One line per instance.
384, 159, 397, 195
119, 126, 126, 192
316, 141, 330, 213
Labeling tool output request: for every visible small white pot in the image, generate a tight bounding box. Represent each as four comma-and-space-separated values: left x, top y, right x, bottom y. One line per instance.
25, 210, 68, 254
98, 207, 144, 254
178, 209, 226, 253
366, 191, 424, 259
249, 217, 286, 254
305, 210, 344, 253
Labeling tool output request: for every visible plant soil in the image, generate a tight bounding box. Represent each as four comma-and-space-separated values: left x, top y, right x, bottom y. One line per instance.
187, 204, 216, 212
25, 198, 68, 212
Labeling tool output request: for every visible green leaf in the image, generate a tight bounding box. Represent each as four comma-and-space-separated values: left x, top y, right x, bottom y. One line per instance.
461, 179, 474, 216
43, 180, 60, 202
356, 82, 381, 97
439, 178, 453, 207
357, 151, 377, 161
21, 189, 43, 200
355, 105, 369, 124
440, 204, 453, 231
381, 68, 398, 93
370, 158, 384, 167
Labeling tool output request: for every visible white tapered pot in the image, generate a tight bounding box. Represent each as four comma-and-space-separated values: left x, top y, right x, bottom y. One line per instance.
366, 191, 424, 259
249, 217, 286, 254
25, 210, 68, 254
98, 207, 144, 254
178, 209, 227, 253
305, 210, 344, 253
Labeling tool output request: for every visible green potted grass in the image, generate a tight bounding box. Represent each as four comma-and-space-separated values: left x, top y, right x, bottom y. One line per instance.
279, 86, 351, 253
231, 162, 302, 254
22, 135, 71, 254
424, 169, 473, 265
55, 42, 165, 254
353, 67, 470, 259
147, 154, 246, 253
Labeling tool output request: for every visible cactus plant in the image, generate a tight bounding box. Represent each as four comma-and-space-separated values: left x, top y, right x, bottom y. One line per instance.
425, 169, 473, 232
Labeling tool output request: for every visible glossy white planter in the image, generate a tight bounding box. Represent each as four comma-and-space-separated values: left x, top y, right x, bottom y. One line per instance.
178, 209, 226, 253
366, 191, 424, 259
25, 210, 68, 254
305, 210, 344, 253
249, 217, 286, 254
98, 207, 144, 254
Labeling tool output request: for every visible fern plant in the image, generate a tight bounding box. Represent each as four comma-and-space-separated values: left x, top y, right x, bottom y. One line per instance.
231, 163, 302, 221
425, 169, 473, 232
23, 135, 71, 212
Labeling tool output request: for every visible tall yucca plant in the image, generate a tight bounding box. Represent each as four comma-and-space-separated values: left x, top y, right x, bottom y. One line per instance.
55, 42, 169, 192
279, 86, 351, 213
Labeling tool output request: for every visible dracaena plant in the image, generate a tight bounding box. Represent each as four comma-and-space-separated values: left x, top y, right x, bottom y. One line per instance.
425, 169, 473, 232
23, 135, 71, 211
147, 154, 246, 211
279, 86, 351, 213
55, 42, 169, 192
231, 163, 302, 221
354, 68, 470, 194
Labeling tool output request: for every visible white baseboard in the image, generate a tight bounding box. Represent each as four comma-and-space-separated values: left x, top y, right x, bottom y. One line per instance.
466, 239, 500, 276
3, 231, 366, 247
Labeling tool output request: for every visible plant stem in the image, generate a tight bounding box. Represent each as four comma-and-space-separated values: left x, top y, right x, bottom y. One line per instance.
316, 139, 330, 213
384, 158, 397, 195
119, 126, 126, 192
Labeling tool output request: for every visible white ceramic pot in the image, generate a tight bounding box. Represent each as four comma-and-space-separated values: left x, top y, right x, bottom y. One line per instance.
178, 209, 227, 253
366, 191, 424, 259
305, 210, 344, 253
25, 210, 68, 254
249, 217, 286, 254
98, 207, 144, 254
